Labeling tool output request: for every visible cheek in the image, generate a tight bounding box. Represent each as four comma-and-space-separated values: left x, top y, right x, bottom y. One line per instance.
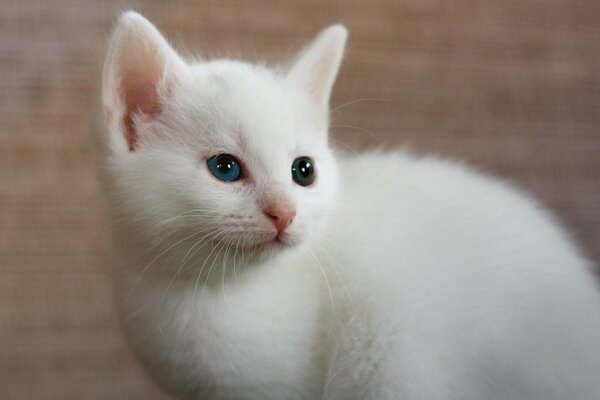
204, 183, 262, 221
293, 187, 335, 234
292, 155, 337, 213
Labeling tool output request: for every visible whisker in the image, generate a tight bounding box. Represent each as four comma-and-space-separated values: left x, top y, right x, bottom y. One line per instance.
200, 236, 230, 304
152, 209, 231, 230
221, 241, 233, 303
329, 136, 359, 157
189, 231, 232, 322
313, 240, 353, 308
307, 247, 335, 335
232, 241, 240, 282
179, 225, 225, 267
154, 227, 224, 335
125, 227, 217, 304
330, 97, 396, 113
330, 123, 382, 142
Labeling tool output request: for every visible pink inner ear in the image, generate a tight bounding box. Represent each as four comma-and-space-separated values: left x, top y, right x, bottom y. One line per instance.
123, 83, 162, 151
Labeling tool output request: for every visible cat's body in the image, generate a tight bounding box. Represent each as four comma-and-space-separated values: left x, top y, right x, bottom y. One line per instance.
98, 12, 600, 400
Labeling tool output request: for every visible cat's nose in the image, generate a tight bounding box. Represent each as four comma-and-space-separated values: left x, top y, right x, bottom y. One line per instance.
263, 206, 296, 233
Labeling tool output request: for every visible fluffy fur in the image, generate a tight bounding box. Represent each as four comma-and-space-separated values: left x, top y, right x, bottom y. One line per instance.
96, 12, 600, 400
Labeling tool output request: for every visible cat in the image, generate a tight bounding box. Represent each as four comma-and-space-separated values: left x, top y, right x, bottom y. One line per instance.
95, 11, 600, 400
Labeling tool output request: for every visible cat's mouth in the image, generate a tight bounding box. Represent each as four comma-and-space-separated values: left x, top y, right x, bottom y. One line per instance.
244, 232, 296, 253
275, 230, 290, 243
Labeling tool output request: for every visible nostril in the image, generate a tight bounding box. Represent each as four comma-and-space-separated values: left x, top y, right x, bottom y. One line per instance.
263, 208, 296, 232
266, 212, 278, 221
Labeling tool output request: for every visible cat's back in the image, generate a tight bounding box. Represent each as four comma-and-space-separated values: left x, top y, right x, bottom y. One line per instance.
322, 151, 600, 399
333, 150, 592, 278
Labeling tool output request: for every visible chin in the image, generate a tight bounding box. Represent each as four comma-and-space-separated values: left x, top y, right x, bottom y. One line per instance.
241, 234, 304, 264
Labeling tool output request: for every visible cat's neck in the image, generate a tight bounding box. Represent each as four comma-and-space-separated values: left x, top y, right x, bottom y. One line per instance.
115, 235, 322, 328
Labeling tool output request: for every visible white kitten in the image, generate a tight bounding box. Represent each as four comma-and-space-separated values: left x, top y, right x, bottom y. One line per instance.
96, 12, 600, 400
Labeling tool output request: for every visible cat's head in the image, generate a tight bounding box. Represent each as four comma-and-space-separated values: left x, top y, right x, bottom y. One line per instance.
99, 12, 346, 262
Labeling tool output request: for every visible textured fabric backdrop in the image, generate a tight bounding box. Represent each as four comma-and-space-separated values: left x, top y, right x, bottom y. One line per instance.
1, 0, 599, 398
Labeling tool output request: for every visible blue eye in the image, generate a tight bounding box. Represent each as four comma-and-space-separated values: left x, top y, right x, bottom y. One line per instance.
207, 154, 242, 182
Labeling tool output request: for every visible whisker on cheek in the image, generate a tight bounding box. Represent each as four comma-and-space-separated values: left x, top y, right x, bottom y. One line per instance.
125, 225, 222, 305
195, 234, 231, 313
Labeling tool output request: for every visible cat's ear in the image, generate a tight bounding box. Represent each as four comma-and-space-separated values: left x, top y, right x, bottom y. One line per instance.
286, 25, 347, 111
102, 11, 191, 152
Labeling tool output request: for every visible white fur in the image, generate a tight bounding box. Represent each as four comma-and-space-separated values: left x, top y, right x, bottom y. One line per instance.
96, 12, 600, 400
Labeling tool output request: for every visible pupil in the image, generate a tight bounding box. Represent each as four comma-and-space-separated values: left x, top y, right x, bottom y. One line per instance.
300, 161, 311, 177
218, 156, 233, 173
219, 162, 230, 173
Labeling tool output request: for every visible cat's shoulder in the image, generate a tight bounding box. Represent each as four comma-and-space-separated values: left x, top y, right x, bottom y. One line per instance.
338, 149, 506, 193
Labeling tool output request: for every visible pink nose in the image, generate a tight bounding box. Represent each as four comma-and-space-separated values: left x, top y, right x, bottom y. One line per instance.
264, 206, 296, 233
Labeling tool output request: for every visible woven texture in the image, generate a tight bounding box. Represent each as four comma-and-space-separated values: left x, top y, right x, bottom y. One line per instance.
1, 0, 599, 398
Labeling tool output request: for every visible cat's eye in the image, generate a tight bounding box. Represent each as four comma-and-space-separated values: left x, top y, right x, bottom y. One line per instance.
207, 154, 242, 182
291, 156, 315, 186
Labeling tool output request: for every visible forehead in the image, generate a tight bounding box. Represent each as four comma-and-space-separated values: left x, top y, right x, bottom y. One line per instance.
178, 61, 325, 147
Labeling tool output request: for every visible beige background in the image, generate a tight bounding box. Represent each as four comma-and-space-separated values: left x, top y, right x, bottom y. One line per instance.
1, 0, 599, 398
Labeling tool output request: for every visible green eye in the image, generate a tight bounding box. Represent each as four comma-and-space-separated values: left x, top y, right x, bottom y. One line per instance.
291, 156, 315, 187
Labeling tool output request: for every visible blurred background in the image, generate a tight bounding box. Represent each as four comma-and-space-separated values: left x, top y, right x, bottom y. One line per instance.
1, 0, 599, 398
